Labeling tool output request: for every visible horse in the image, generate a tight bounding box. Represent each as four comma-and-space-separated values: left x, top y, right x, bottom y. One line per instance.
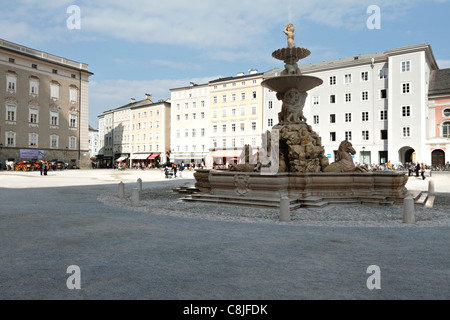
323, 140, 369, 172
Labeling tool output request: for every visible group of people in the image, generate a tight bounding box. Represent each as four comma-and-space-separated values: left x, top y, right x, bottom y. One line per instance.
407, 162, 427, 180
164, 163, 185, 179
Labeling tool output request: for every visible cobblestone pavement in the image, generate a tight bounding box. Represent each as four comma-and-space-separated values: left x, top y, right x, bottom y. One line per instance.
0, 169, 449, 300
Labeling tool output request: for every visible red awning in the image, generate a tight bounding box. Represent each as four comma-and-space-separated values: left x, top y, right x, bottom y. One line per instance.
148, 154, 159, 159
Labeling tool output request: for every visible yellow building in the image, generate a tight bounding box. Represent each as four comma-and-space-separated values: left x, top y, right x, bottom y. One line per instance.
208, 70, 264, 165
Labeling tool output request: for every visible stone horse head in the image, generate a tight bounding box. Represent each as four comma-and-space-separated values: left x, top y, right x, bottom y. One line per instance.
323, 140, 368, 172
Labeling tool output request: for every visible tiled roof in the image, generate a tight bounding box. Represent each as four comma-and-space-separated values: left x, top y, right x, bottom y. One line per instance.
429, 68, 450, 96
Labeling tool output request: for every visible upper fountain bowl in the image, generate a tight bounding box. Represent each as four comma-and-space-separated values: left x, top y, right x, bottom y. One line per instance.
272, 47, 311, 62
261, 75, 323, 93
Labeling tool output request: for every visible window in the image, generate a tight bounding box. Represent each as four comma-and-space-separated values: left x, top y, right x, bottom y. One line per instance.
330, 132, 336, 142
251, 122, 256, 131
402, 83, 411, 94
30, 79, 39, 96
268, 101, 273, 109
69, 137, 76, 149
443, 122, 450, 138
345, 113, 352, 123
6, 105, 16, 121
29, 133, 38, 147
221, 108, 227, 117
6, 132, 15, 146
402, 127, 411, 137
222, 139, 227, 148
240, 123, 245, 132
380, 110, 388, 121
240, 106, 246, 116
222, 124, 226, 133
241, 92, 246, 100
192, 129, 197, 137
329, 114, 336, 124
32, 64, 37, 69
380, 130, 388, 140
344, 74, 352, 84
241, 81, 246, 86
213, 125, 218, 134
240, 138, 245, 147
69, 87, 78, 102
52, 69, 58, 74
268, 119, 273, 127
361, 112, 369, 122
345, 93, 352, 102
329, 76, 336, 85
176, 130, 181, 138
361, 91, 369, 101
213, 96, 218, 104
251, 138, 256, 146
251, 105, 257, 114
231, 108, 237, 116
29, 109, 38, 124
192, 113, 197, 120
201, 100, 205, 107
69, 114, 77, 127
6, 74, 16, 92
184, 114, 189, 121
401, 61, 411, 72
443, 108, 450, 117
201, 128, 205, 137
313, 115, 319, 124
379, 69, 388, 79
252, 91, 257, 99
212, 109, 218, 118
231, 123, 236, 132
176, 104, 180, 111
50, 135, 58, 148
231, 94, 236, 102
380, 89, 387, 99
231, 138, 236, 147
313, 96, 320, 105
362, 131, 369, 141
50, 112, 59, 126
213, 139, 217, 148
361, 71, 369, 81
201, 112, 205, 119
345, 131, 352, 141
222, 95, 227, 103
50, 83, 60, 99
402, 106, 411, 117
330, 95, 336, 104
184, 129, 189, 138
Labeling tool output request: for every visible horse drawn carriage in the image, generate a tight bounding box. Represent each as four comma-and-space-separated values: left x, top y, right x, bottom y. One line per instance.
14, 161, 41, 172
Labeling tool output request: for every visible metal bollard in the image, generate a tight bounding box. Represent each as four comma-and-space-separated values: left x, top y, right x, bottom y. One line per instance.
137, 178, 142, 192
118, 182, 125, 199
403, 196, 415, 224
279, 195, 291, 222
428, 180, 435, 194
131, 188, 140, 207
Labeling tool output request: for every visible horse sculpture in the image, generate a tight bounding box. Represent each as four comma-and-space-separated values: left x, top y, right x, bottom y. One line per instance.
323, 140, 369, 172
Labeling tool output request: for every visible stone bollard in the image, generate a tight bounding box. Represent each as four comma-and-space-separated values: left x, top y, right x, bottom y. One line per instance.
279, 195, 291, 222
403, 196, 415, 224
137, 178, 142, 192
118, 182, 125, 199
428, 180, 435, 194
131, 188, 140, 207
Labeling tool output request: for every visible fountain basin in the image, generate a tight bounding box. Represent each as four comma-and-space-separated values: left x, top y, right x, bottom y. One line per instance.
262, 75, 323, 93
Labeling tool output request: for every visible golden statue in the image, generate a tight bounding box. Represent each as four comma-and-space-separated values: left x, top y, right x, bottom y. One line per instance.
283, 23, 295, 48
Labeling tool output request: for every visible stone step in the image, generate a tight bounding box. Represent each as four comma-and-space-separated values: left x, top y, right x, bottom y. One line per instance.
301, 201, 329, 208
415, 192, 428, 206
182, 196, 302, 211
424, 195, 435, 208
190, 193, 298, 204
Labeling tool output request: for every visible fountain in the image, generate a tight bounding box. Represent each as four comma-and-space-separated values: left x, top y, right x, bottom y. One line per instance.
188, 24, 409, 209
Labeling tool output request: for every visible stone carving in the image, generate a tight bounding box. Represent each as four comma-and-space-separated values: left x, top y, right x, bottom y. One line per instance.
277, 89, 307, 124
228, 144, 261, 172
234, 174, 250, 196
323, 140, 369, 172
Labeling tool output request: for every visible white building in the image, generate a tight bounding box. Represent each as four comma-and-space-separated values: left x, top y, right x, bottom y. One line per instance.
88, 125, 99, 159
265, 43, 439, 166
170, 83, 210, 165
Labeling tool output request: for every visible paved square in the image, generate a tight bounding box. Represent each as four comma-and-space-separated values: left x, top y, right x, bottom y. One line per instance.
0, 169, 449, 299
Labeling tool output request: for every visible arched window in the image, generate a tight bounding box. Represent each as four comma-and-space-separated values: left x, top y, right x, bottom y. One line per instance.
444, 108, 450, 117
443, 121, 450, 138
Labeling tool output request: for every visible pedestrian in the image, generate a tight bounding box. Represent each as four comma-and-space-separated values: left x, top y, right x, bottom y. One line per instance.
415, 162, 420, 177
43, 162, 48, 176
40, 162, 43, 176
408, 162, 412, 176
420, 163, 426, 180
179, 163, 184, 178
173, 164, 178, 178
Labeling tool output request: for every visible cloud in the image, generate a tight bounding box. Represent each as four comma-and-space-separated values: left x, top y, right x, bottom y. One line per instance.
437, 60, 450, 69
89, 76, 218, 126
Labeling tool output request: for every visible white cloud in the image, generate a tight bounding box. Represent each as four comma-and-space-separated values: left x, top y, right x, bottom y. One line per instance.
437, 60, 450, 69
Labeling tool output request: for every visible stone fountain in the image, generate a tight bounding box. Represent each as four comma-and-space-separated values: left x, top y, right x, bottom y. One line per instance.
187, 24, 410, 210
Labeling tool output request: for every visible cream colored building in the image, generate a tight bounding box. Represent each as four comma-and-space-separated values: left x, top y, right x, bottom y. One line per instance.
0, 38, 93, 168
208, 70, 264, 165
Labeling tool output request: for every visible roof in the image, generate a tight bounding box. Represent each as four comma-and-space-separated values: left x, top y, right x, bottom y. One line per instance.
209, 72, 264, 84
429, 68, 450, 96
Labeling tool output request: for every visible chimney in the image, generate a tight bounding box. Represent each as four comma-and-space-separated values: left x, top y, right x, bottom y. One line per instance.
236, 72, 244, 77
249, 69, 258, 75
145, 93, 152, 101
131, 98, 136, 103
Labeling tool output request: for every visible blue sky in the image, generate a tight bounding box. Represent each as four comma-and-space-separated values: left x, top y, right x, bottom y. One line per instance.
2, 0, 450, 128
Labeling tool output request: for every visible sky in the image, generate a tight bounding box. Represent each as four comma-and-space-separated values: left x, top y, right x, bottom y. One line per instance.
2, 0, 450, 129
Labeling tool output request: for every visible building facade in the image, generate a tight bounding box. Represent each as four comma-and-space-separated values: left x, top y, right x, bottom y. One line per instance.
88, 125, 99, 159
0, 38, 93, 168
208, 70, 264, 165
170, 83, 210, 166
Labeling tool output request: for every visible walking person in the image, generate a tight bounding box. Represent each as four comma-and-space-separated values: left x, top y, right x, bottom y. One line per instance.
415, 162, 420, 177
178, 163, 183, 178
43, 161, 48, 176
420, 163, 426, 180
408, 162, 412, 176
39, 162, 43, 176
173, 164, 178, 178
